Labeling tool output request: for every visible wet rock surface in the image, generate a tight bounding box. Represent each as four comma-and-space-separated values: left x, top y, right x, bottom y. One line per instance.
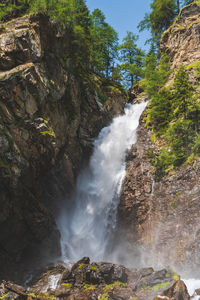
0, 258, 185, 300
118, 103, 200, 274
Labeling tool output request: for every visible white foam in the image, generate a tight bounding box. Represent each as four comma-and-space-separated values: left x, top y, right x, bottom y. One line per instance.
182, 279, 200, 299
58, 102, 147, 262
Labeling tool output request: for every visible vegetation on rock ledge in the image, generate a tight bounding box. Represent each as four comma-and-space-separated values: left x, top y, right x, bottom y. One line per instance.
145, 60, 200, 179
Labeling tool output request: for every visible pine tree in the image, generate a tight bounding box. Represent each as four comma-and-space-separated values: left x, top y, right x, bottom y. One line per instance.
138, 0, 177, 46
173, 66, 195, 118
90, 9, 118, 78
118, 32, 144, 87
142, 52, 171, 98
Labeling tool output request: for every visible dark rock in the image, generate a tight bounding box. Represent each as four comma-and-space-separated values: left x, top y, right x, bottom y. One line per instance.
71, 257, 90, 272
112, 264, 128, 283
0, 13, 125, 282
162, 280, 190, 300
0, 259, 183, 300
195, 288, 200, 295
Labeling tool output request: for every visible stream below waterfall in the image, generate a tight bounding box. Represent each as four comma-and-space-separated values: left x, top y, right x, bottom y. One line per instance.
58, 102, 147, 263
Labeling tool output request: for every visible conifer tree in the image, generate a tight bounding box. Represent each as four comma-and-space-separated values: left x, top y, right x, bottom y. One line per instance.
118, 32, 144, 87
138, 0, 177, 46
173, 66, 195, 118
90, 9, 118, 78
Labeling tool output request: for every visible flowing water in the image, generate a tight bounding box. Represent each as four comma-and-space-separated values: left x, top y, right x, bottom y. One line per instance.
182, 279, 200, 299
58, 102, 147, 263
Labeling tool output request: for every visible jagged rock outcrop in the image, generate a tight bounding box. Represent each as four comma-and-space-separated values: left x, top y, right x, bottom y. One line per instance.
0, 257, 182, 300
0, 14, 125, 282
118, 2, 200, 276
161, 2, 200, 70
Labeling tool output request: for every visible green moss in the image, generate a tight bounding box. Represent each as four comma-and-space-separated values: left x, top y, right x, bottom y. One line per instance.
99, 293, 108, 300
27, 293, 36, 297
153, 281, 171, 292
78, 263, 85, 269
104, 281, 127, 292
38, 293, 56, 300
169, 269, 179, 281
83, 284, 95, 291
90, 265, 97, 271
0, 294, 8, 299
141, 281, 171, 292
141, 285, 152, 291
147, 268, 153, 273
169, 201, 175, 208
61, 283, 72, 289
176, 190, 182, 195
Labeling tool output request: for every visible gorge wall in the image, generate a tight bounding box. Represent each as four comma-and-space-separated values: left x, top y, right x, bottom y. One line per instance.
118, 2, 200, 276
0, 14, 125, 282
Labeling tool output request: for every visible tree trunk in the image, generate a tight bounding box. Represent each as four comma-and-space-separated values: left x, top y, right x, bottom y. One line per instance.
177, 0, 180, 14
131, 74, 134, 87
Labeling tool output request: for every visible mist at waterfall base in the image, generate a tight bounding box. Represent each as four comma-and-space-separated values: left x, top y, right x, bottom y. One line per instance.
58, 102, 147, 265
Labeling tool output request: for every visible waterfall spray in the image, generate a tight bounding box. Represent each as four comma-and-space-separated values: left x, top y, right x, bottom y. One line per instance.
58, 102, 147, 263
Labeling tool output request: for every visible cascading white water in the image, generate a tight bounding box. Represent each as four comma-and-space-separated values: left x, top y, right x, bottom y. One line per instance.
182, 279, 200, 299
58, 102, 147, 263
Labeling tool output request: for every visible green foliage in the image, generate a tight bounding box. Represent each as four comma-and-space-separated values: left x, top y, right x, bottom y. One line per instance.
40, 119, 56, 138
142, 53, 171, 98
173, 66, 195, 118
118, 32, 144, 87
146, 65, 200, 179
146, 88, 173, 131
138, 0, 177, 46
90, 9, 118, 78
194, 134, 200, 154
0, 1, 119, 81
138, 0, 195, 47
0, 0, 29, 21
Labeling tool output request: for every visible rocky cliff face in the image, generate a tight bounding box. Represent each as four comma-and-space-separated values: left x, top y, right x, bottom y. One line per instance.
118, 3, 200, 276
161, 2, 200, 70
0, 14, 125, 282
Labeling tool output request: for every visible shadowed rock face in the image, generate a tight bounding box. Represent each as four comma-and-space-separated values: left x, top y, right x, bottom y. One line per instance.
0, 14, 125, 282
116, 3, 200, 275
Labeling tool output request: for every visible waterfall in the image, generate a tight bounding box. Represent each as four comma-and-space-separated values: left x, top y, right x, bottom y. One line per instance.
58, 102, 147, 263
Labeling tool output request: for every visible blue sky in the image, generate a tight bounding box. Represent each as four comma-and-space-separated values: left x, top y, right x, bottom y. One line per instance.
86, 0, 152, 52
